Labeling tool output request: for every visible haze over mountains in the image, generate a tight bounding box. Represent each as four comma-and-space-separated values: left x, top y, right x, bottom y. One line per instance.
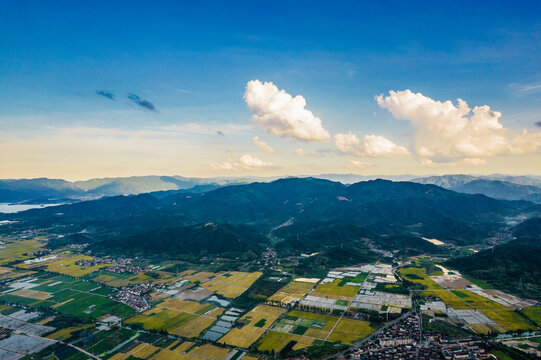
2, 173, 541, 204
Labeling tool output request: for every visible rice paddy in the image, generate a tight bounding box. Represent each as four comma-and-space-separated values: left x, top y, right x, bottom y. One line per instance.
201, 271, 262, 298
327, 318, 375, 344
257, 331, 314, 352
521, 306, 541, 327
312, 279, 360, 298
450, 290, 508, 310
398, 266, 442, 290
240, 304, 286, 328
480, 310, 536, 332
218, 326, 266, 348
268, 280, 315, 305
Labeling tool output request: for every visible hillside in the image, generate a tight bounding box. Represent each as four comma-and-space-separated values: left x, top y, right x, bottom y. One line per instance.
446, 218, 541, 299
92, 223, 270, 260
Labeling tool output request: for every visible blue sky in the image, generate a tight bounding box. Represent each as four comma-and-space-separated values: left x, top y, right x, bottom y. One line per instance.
1, 1, 540, 179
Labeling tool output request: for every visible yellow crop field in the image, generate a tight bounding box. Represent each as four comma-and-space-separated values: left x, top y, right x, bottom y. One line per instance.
398, 267, 442, 290
328, 318, 374, 344
241, 305, 286, 329
12, 289, 51, 300
451, 290, 508, 310
172, 341, 195, 353
151, 349, 196, 360
219, 326, 266, 348
468, 324, 492, 334
268, 281, 314, 304
45, 254, 111, 277
421, 290, 471, 309
313, 279, 359, 298
128, 343, 161, 358
257, 331, 314, 352
481, 310, 536, 332
169, 316, 215, 338
0, 240, 44, 265
109, 353, 129, 360
201, 272, 262, 298
189, 344, 231, 360
158, 298, 218, 316
180, 271, 220, 283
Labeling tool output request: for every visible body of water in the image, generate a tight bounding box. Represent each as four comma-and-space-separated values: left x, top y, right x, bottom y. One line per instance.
0, 203, 63, 214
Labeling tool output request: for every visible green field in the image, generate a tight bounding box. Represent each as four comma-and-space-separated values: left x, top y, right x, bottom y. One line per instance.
272, 310, 339, 339
520, 306, 541, 327
0, 273, 134, 318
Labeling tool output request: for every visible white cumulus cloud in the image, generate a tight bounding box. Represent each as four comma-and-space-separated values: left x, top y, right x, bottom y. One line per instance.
244, 80, 330, 141
295, 148, 306, 156
211, 154, 274, 171
376, 89, 541, 163
335, 132, 408, 157
252, 136, 274, 153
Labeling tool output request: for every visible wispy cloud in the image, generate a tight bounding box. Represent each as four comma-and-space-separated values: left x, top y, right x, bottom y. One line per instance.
253, 136, 274, 153
96, 90, 115, 100
127, 93, 157, 112
518, 83, 541, 92
509, 82, 541, 93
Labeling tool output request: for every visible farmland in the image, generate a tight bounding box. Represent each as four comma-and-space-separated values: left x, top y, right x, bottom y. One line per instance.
480, 310, 536, 332
268, 280, 315, 305
0, 273, 134, 318
312, 279, 360, 298
450, 290, 508, 310
219, 326, 266, 348
328, 318, 375, 344
240, 304, 286, 328
201, 271, 262, 298
273, 310, 339, 339
257, 331, 315, 353
125, 299, 222, 338
0, 239, 44, 265
421, 290, 472, 309
521, 306, 541, 326
398, 266, 442, 290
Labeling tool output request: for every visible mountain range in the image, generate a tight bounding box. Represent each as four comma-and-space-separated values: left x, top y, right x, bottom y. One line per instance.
2, 173, 541, 205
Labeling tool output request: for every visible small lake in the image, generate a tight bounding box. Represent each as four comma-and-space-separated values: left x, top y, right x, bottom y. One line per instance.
0, 203, 63, 214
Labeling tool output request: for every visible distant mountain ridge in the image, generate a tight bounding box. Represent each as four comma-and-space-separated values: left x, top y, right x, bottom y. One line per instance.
2, 173, 541, 204
411, 174, 541, 203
